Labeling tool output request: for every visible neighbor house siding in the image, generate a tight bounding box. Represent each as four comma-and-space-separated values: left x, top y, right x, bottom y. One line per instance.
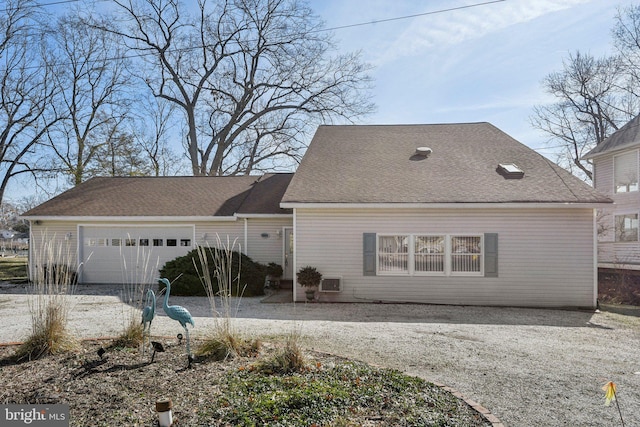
593, 151, 640, 265
293, 208, 596, 308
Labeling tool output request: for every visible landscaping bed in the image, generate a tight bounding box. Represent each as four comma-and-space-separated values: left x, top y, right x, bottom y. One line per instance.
0, 339, 490, 427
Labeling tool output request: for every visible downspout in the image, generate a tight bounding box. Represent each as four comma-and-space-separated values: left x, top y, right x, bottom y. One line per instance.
243, 218, 248, 256
593, 208, 598, 309
292, 208, 297, 302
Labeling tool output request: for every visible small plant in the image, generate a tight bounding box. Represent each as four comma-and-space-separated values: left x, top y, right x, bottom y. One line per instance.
266, 262, 283, 278
297, 266, 322, 288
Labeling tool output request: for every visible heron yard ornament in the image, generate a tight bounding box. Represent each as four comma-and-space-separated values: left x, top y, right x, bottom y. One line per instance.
158, 278, 195, 367
141, 289, 156, 355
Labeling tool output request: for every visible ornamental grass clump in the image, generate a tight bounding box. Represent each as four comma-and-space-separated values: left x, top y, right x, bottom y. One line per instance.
195, 235, 259, 361
15, 233, 80, 361
115, 237, 159, 350
254, 327, 307, 374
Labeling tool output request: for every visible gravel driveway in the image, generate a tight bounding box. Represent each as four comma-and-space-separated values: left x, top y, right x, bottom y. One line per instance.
1, 283, 639, 426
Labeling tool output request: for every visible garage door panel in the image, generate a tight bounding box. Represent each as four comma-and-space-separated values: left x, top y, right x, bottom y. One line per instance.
80, 226, 193, 284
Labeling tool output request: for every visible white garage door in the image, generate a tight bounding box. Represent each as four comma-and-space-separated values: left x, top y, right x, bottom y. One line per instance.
79, 226, 194, 284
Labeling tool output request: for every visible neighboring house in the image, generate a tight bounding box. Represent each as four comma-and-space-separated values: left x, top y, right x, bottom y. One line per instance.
22, 174, 294, 284
281, 123, 611, 307
23, 123, 611, 308
583, 114, 640, 269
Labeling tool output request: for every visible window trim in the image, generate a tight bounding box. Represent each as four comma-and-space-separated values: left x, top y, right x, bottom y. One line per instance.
376, 233, 483, 277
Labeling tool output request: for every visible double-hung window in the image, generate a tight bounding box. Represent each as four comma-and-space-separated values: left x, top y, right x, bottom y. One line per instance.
615, 213, 639, 242
614, 151, 639, 193
377, 234, 483, 276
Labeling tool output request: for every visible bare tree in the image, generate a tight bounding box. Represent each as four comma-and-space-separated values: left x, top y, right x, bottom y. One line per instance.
46, 13, 132, 186
531, 52, 636, 180
98, 0, 374, 176
0, 0, 62, 204
131, 96, 186, 176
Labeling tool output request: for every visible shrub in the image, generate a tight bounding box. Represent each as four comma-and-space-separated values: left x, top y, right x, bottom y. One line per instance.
159, 247, 268, 297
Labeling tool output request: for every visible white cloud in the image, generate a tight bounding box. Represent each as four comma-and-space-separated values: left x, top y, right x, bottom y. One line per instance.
372, 0, 593, 65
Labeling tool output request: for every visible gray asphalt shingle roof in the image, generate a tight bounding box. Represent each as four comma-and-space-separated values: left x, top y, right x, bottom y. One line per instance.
583, 114, 640, 159
23, 174, 293, 217
281, 123, 611, 204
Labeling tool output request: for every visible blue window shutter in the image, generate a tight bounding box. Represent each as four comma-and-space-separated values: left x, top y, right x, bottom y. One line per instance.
363, 233, 376, 276
484, 233, 498, 277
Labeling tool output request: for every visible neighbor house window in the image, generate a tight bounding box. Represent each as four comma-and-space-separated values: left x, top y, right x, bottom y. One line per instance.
377, 234, 483, 276
125, 238, 136, 246
139, 239, 149, 246
615, 214, 639, 242
153, 239, 163, 246
614, 151, 639, 193
166, 239, 177, 247
111, 238, 121, 246
378, 235, 409, 273
180, 239, 191, 247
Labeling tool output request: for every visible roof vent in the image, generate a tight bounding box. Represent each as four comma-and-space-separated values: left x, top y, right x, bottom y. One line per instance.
414, 147, 432, 157
497, 163, 524, 179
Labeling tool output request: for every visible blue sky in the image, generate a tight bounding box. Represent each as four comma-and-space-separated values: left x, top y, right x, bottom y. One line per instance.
309, 0, 636, 157
8, 0, 637, 204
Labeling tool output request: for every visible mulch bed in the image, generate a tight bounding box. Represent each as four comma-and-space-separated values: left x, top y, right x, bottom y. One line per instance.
599, 269, 640, 306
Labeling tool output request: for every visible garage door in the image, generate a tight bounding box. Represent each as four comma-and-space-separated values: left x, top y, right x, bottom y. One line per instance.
79, 226, 194, 284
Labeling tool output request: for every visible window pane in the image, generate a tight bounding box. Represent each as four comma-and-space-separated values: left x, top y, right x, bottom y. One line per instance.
111, 238, 121, 247
180, 239, 191, 247
153, 239, 163, 247
378, 235, 408, 272
125, 238, 136, 246
451, 236, 482, 273
166, 239, 177, 247
615, 214, 639, 242
139, 239, 149, 246
615, 151, 638, 193
415, 236, 445, 272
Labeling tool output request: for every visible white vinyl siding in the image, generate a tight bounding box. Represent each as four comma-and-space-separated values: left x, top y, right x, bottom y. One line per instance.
294, 208, 596, 307
614, 151, 639, 193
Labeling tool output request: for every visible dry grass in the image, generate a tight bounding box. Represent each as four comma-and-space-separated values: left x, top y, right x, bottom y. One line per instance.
195, 236, 250, 360
14, 233, 79, 361
253, 329, 307, 374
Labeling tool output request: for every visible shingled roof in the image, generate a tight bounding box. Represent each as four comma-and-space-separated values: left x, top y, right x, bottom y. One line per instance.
23, 174, 293, 218
583, 114, 640, 159
281, 123, 611, 205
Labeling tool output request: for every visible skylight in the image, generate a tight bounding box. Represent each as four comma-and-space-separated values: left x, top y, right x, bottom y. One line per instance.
497, 163, 524, 179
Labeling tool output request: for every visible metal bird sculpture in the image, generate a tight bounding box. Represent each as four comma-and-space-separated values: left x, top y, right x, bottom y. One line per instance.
141, 289, 156, 355
158, 278, 195, 366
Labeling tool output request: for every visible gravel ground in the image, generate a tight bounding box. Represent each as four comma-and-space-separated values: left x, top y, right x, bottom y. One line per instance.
1, 283, 639, 426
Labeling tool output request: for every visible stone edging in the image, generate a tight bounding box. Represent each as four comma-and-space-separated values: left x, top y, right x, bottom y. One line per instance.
430, 380, 504, 426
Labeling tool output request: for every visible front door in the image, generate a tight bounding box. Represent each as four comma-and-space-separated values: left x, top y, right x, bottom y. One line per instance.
283, 227, 294, 279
